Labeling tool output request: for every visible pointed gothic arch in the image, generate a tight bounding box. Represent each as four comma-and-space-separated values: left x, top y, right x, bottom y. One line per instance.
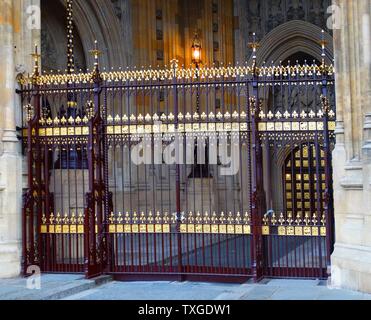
248, 20, 334, 65
43, 0, 127, 70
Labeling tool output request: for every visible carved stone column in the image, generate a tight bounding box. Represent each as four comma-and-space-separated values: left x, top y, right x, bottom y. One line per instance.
330, 0, 371, 293
0, 0, 40, 278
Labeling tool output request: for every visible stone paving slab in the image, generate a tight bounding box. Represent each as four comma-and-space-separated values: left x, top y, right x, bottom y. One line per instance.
2, 274, 371, 300
63, 281, 236, 301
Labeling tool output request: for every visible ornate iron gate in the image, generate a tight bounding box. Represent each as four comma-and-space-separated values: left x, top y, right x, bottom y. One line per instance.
19, 36, 335, 281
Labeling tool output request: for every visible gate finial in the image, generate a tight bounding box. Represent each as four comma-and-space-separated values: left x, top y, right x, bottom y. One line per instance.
31, 44, 41, 82
319, 29, 328, 68
89, 40, 103, 82
248, 32, 260, 72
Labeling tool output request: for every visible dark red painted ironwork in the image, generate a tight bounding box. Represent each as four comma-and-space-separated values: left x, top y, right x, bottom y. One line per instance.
18, 42, 336, 282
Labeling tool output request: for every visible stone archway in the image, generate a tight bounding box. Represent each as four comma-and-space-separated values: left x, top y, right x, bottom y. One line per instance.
248, 20, 334, 65
69, 0, 127, 69
42, 0, 127, 71
252, 20, 334, 212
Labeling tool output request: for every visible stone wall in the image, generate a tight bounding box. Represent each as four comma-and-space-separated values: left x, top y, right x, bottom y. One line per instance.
330, 0, 371, 293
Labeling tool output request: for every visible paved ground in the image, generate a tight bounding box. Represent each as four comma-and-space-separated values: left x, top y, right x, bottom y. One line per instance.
63, 279, 371, 300
1, 274, 371, 300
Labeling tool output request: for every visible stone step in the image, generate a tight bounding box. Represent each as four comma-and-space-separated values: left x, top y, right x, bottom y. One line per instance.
4, 275, 113, 300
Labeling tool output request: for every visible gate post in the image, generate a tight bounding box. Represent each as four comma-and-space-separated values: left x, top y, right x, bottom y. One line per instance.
250, 94, 265, 282
172, 59, 183, 277
84, 43, 104, 278
320, 32, 334, 278
102, 83, 113, 274
249, 35, 265, 281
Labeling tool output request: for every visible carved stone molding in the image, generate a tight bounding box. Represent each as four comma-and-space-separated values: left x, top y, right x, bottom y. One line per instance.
340, 164, 364, 190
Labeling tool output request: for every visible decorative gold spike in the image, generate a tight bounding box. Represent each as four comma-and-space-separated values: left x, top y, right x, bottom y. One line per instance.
188, 212, 194, 223
153, 113, 159, 121
56, 212, 62, 224
262, 214, 269, 226
321, 213, 326, 226
63, 213, 69, 224
109, 212, 115, 224
163, 212, 169, 223
178, 112, 184, 121
140, 212, 146, 223
232, 111, 239, 119
71, 212, 77, 224
45, 117, 52, 126
224, 111, 231, 119
203, 212, 210, 223
295, 212, 302, 225
130, 114, 136, 122
68, 116, 75, 125
113, 114, 120, 123
123, 212, 129, 223
287, 212, 293, 226
243, 212, 251, 224
267, 111, 274, 119
278, 212, 285, 225
283, 111, 290, 119
155, 211, 161, 224
219, 212, 226, 224
148, 211, 153, 224
211, 212, 217, 223
185, 112, 192, 121
240, 111, 247, 119
170, 214, 176, 224
216, 111, 223, 120
271, 212, 277, 225
208, 112, 215, 120
300, 110, 307, 119
235, 212, 242, 224
41, 213, 47, 224
312, 213, 318, 225
304, 212, 310, 226
168, 113, 175, 121
196, 212, 202, 223
77, 212, 83, 224
50, 213, 55, 225
145, 113, 152, 122
227, 212, 233, 224
201, 112, 207, 120
160, 113, 167, 121
75, 116, 82, 124
137, 114, 144, 122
